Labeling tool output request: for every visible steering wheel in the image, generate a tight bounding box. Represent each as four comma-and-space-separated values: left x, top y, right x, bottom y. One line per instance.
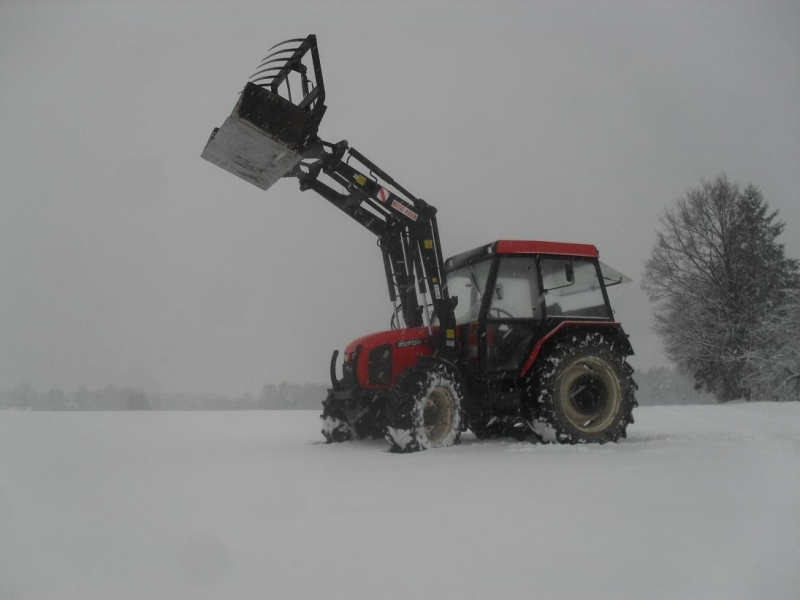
489, 307, 515, 319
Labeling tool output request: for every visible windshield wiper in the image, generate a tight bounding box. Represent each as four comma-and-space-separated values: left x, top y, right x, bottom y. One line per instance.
468, 265, 484, 297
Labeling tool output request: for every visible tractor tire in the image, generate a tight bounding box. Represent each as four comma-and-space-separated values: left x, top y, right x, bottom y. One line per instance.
385, 362, 463, 453
525, 331, 637, 444
320, 391, 354, 443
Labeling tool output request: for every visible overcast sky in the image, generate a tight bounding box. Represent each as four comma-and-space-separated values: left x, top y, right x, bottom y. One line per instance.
1, 0, 798, 395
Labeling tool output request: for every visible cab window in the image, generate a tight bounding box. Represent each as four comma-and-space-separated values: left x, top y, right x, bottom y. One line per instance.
488, 256, 541, 320
445, 259, 492, 325
541, 258, 610, 319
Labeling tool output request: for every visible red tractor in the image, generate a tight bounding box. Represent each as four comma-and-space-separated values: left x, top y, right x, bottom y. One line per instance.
203, 35, 637, 452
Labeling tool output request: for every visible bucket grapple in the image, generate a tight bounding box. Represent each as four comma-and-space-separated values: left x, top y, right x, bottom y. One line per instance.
201, 36, 326, 190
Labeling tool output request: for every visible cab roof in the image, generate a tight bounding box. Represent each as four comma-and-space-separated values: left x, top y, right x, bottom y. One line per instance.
495, 240, 599, 258
445, 240, 599, 269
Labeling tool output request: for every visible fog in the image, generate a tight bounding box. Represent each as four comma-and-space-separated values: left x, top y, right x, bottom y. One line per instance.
1, 1, 798, 395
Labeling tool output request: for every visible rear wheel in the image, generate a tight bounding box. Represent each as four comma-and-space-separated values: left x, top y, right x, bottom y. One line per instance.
385, 362, 463, 453
526, 332, 636, 444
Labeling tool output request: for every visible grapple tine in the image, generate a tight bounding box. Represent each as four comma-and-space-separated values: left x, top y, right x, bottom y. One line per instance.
255, 56, 296, 70
259, 46, 302, 63
267, 37, 306, 52
249, 66, 286, 80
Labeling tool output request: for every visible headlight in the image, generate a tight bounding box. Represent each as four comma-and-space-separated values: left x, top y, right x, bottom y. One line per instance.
368, 344, 393, 386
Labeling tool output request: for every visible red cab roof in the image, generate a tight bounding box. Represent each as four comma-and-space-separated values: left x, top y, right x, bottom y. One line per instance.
496, 240, 599, 258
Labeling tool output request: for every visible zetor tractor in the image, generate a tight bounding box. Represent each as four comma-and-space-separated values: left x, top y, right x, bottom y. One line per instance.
202, 35, 637, 452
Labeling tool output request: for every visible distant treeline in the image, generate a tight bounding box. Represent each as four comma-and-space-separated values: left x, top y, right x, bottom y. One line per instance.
1, 368, 714, 411
0, 382, 328, 411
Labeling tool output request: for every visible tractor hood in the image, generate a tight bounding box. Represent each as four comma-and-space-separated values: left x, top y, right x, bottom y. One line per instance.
343, 326, 436, 390
344, 326, 433, 360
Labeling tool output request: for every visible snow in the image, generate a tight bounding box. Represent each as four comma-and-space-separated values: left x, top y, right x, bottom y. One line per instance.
1, 404, 799, 600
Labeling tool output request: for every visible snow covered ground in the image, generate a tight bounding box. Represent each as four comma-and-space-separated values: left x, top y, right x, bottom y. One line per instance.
1, 403, 798, 600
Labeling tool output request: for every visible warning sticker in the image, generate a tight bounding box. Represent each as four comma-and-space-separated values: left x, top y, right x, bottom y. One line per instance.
378, 187, 390, 203
391, 200, 419, 222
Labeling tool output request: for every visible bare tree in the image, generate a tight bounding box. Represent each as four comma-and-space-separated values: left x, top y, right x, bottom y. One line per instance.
642, 175, 798, 401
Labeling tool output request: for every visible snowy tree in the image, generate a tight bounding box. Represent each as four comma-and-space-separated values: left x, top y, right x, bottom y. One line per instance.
45, 389, 69, 411
1, 383, 38, 409
125, 392, 152, 410
258, 384, 277, 409
642, 175, 799, 401
742, 290, 800, 400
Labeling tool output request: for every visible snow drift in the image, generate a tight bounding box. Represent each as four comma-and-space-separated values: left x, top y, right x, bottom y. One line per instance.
0, 403, 798, 600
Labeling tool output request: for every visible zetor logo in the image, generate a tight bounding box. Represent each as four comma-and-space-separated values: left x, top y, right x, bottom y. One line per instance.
397, 339, 426, 348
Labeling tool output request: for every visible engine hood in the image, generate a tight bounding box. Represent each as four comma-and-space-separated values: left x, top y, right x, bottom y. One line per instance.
343, 326, 433, 359
341, 326, 441, 390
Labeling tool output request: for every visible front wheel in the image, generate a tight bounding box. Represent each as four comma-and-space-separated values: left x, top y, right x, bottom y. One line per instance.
526, 332, 637, 444
385, 362, 463, 453
320, 391, 354, 443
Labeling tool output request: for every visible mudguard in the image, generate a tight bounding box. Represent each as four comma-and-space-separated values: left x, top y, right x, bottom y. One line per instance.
519, 321, 633, 378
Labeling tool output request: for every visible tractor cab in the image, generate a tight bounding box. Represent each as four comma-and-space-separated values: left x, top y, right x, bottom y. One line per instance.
444, 240, 631, 376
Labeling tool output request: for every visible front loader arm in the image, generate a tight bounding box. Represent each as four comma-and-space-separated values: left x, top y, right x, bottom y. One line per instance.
201, 34, 457, 356
293, 137, 457, 343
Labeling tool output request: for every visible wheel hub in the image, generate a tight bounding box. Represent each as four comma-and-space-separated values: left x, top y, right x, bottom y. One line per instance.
560, 357, 621, 433
422, 386, 455, 444
569, 374, 607, 415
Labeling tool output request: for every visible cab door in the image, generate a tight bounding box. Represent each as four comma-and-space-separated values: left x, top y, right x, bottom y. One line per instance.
481, 256, 543, 372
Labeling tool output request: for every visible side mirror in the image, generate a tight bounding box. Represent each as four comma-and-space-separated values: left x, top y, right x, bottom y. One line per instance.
542, 260, 577, 293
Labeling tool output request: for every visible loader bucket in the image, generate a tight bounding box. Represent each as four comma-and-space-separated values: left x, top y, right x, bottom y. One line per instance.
201, 35, 326, 191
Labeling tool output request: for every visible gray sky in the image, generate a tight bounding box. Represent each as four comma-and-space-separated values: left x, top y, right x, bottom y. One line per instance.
1, 0, 798, 395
